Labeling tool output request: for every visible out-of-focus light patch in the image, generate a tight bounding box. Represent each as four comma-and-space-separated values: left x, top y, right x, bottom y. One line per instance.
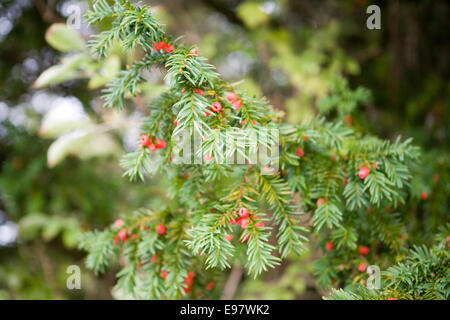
271, 69, 289, 86
42, 96, 88, 124
122, 111, 142, 152
0, 221, 18, 247
259, 1, 280, 15
0, 125, 6, 137
218, 51, 253, 80
206, 13, 230, 31
0, 102, 9, 122
31, 91, 58, 114
0, 0, 31, 41
23, 57, 39, 74
6, 4, 22, 21
8, 105, 26, 127
21, 57, 40, 83
0, 17, 13, 36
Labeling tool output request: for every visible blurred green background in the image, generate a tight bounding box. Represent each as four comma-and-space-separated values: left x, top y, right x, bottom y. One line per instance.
0, 0, 448, 299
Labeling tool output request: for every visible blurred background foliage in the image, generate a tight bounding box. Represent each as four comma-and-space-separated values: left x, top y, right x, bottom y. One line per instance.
0, 0, 448, 299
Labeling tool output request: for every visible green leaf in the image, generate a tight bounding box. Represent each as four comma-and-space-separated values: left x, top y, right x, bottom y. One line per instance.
33, 53, 88, 88
47, 130, 90, 167
88, 54, 121, 89
45, 23, 86, 52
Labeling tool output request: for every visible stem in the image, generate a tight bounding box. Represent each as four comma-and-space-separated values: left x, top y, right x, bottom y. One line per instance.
221, 265, 243, 300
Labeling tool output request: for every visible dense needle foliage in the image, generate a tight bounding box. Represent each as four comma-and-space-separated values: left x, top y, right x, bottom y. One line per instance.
71, 1, 449, 300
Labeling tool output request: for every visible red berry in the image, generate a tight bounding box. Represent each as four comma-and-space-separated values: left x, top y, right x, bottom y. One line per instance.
154, 139, 167, 149
148, 144, 157, 152
203, 111, 210, 117
114, 219, 125, 229
137, 262, 143, 268
211, 101, 222, 112
113, 235, 119, 245
325, 241, 334, 251
303, 135, 308, 141
189, 48, 198, 56
150, 254, 157, 263
358, 263, 366, 272
255, 221, 264, 228
182, 286, 192, 294
387, 298, 397, 300
226, 92, 238, 102
229, 219, 236, 225
420, 191, 428, 200
152, 41, 165, 51
131, 234, 138, 240
206, 282, 214, 290
232, 99, 242, 111
156, 223, 166, 235
187, 271, 195, 279
140, 134, 151, 147
358, 166, 370, 179
173, 119, 178, 126
358, 245, 369, 256
193, 88, 204, 95
163, 43, 174, 53
225, 233, 233, 242
316, 198, 326, 206
161, 270, 168, 279
181, 173, 190, 179
296, 147, 304, 157
344, 115, 352, 126
118, 229, 128, 242
240, 218, 249, 229
239, 207, 249, 218
204, 154, 213, 162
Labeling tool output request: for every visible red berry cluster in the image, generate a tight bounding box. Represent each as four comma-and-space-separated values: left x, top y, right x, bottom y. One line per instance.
224, 208, 264, 242
152, 41, 174, 53
193, 88, 204, 96
225, 92, 242, 111
113, 219, 128, 244
296, 146, 304, 158
140, 134, 166, 151
182, 271, 195, 294
235, 208, 264, 229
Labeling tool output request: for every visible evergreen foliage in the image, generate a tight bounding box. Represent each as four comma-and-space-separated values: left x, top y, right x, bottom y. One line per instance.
76, 0, 447, 300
